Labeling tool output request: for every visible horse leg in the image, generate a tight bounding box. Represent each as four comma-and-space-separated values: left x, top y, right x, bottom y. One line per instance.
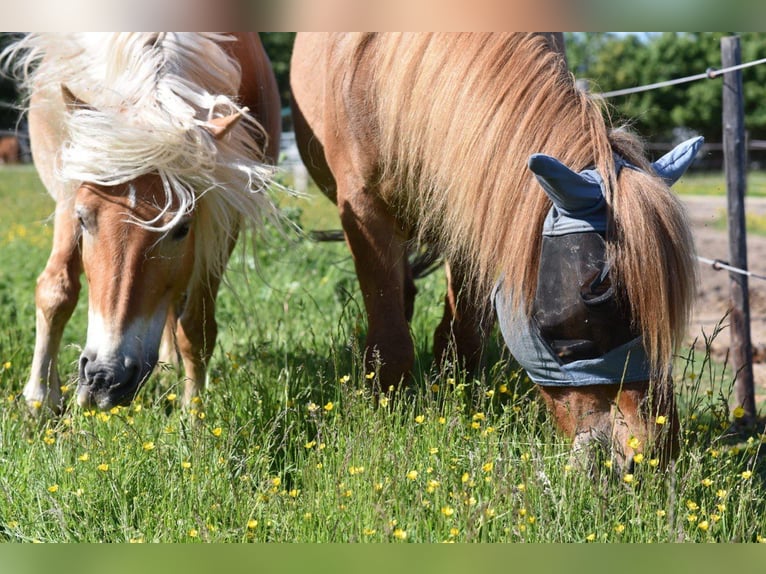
338, 188, 414, 393
433, 260, 487, 373
25, 202, 81, 413
176, 279, 220, 407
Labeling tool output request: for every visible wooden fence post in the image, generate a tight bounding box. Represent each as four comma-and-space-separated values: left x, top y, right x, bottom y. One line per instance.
721, 35, 756, 425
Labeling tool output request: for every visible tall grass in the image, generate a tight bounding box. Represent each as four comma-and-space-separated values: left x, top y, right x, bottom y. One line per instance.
0, 166, 765, 542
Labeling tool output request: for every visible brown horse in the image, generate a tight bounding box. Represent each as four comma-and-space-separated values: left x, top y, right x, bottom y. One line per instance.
3, 33, 281, 412
290, 33, 700, 468
0, 135, 19, 164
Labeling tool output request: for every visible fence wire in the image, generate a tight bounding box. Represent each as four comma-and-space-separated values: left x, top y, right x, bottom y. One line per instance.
697, 256, 766, 282
595, 56, 766, 99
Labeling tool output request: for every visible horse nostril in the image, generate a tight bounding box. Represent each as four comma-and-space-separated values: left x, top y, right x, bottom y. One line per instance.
79, 355, 89, 382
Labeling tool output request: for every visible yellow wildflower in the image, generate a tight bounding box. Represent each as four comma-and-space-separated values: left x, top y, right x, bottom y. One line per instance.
614, 523, 625, 534
701, 478, 713, 487
627, 436, 641, 450
623, 473, 634, 484
586, 533, 596, 542
142, 441, 155, 451
441, 506, 455, 517
378, 396, 389, 408
632, 453, 644, 464
97, 463, 109, 472
716, 489, 728, 499
78, 453, 89, 462
47, 484, 59, 493
655, 415, 667, 425
363, 528, 376, 536
339, 375, 350, 384
414, 415, 425, 424
189, 529, 198, 538
649, 458, 660, 468
393, 528, 407, 540
742, 470, 753, 480
365, 372, 375, 380
181, 461, 191, 469
211, 427, 222, 437
697, 521, 709, 532
732, 406, 745, 419
657, 509, 666, 518
438, 416, 446, 425
323, 402, 334, 412
406, 470, 418, 481
686, 501, 699, 512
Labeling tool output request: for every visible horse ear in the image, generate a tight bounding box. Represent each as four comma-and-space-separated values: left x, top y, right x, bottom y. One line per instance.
203, 108, 248, 140
61, 84, 93, 112
651, 136, 705, 185
528, 154, 603, 213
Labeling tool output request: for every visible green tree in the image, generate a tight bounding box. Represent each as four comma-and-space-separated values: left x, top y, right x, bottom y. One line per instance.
566, 32, 766, 142
259, 32, 295, 111
0, 33, 21, 131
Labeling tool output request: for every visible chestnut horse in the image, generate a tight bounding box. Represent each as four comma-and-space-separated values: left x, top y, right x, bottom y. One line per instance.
0, 135, 19, 164
3, 33, 281, 412
290, 33, 700, 468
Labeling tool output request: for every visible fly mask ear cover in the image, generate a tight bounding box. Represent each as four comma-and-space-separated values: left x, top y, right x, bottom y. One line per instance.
493, 137, 704, 386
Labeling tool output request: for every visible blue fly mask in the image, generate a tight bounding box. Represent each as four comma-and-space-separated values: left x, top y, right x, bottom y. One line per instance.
493, 137, 704, 386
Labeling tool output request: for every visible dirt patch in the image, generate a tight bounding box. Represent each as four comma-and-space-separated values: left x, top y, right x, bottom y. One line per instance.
682, 196, 766, 400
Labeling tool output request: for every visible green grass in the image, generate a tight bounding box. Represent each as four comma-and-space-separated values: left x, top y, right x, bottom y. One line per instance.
674, 171, 766, 197
1, 165, 765, 542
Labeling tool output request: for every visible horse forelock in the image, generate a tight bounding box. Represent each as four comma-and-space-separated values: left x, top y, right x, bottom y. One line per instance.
4, 33, 280, 285
341, 32, 696, 381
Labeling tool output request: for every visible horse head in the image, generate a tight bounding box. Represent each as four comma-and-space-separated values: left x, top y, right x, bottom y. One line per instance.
494, 137, 703, 386
66, 86, 244, 410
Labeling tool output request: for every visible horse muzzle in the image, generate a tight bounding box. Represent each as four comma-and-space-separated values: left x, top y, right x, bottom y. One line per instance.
77, 351, 156, 410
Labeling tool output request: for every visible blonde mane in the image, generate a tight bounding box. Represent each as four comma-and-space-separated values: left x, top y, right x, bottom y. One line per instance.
334, 33, 697, 380
2, 32, 279, 283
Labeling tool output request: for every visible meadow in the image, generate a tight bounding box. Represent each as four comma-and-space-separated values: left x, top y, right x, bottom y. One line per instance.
0, 166, 765, 542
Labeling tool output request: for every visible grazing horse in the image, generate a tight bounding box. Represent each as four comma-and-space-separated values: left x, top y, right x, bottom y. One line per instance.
290, 33, 701, 467
2, 33, 281, 412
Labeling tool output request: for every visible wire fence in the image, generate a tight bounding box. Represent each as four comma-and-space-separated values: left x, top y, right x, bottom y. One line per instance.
594, 56, 766, 99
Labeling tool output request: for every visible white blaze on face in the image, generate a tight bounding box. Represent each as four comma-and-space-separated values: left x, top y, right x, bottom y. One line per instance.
82, 305, 168, 377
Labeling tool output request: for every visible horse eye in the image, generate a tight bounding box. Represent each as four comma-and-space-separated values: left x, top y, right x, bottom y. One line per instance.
75, 209, 90, 232
170, 220, 191, 241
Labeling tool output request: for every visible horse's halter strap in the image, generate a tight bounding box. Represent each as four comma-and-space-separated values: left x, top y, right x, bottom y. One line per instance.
492, 135, 705, 387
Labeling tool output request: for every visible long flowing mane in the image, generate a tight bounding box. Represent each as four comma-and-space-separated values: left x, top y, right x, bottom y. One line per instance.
333, 33, 696, 380
2, 32, 279, 283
